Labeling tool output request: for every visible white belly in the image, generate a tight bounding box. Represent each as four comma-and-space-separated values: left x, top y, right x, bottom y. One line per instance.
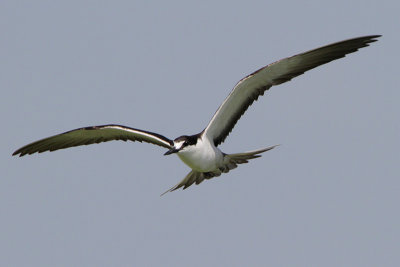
177, 138, 223, 172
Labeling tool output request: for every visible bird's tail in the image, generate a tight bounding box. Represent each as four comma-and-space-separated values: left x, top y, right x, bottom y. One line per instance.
225, 144, 280, 164
161, 144, 279, 196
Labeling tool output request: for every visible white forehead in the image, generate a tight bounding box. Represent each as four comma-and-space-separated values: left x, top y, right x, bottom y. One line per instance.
174, 140, 185, 149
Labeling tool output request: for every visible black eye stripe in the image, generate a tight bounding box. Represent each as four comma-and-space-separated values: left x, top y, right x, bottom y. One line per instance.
174, 134, 199, 147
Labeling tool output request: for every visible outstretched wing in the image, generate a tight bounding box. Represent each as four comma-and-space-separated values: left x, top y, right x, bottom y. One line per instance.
202, 35, 381, 146
13, 124, 173, 157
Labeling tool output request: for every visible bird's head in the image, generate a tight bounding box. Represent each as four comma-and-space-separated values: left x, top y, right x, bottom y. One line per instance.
164, 135, 198, 155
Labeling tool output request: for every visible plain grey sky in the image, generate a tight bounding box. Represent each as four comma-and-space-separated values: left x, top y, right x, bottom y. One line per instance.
2, 0, 399, 266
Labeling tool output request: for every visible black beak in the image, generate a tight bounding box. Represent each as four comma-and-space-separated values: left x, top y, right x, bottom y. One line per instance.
164, 148, 179, 156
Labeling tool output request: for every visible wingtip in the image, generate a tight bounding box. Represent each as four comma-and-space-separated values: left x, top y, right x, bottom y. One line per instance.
365, 34, 381, 39
12, 149, 32, 157
366, 35, 382, 43
359, 35, 382, 45
11, 150, 21, 157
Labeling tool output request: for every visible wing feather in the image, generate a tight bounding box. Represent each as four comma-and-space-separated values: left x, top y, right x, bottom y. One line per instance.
12, 124, 173, 157
203, 35, 381, 146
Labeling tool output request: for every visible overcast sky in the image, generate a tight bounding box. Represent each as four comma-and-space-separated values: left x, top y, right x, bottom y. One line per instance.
1, 1, 399, 266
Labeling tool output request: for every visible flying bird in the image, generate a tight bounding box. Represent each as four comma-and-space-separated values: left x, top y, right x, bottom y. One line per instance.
13, 35, 381, 195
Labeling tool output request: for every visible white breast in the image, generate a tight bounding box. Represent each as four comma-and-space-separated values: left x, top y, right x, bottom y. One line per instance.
177, 137, 223, 172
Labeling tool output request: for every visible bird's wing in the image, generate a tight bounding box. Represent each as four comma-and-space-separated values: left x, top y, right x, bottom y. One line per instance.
13, 124, 173, 157
202, 35, 381, 146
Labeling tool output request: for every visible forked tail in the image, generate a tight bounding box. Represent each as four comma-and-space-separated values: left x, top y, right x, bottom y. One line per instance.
161, 144, 279, 195
226, 144, 280, 164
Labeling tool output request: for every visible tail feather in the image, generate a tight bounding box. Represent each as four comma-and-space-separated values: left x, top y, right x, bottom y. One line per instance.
161, 144, 279, 195
160, 171, 200, 196
226, 145, 279, 164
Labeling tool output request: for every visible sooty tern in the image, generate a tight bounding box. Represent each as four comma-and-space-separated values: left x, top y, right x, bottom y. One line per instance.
13, 35, 380, 195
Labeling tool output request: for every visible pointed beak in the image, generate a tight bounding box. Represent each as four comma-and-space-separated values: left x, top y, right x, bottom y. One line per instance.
164, 148, 179, 156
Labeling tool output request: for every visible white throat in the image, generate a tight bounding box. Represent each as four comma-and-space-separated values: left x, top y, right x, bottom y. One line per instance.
177, 137, 223, 172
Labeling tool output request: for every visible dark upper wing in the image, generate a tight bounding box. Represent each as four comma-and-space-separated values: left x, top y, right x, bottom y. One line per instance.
202, 35, 381, 146
12, 124, 173, 157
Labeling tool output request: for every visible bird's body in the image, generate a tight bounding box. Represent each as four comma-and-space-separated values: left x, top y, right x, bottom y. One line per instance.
13, 35, 381, 194
176, 135, 223, 172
